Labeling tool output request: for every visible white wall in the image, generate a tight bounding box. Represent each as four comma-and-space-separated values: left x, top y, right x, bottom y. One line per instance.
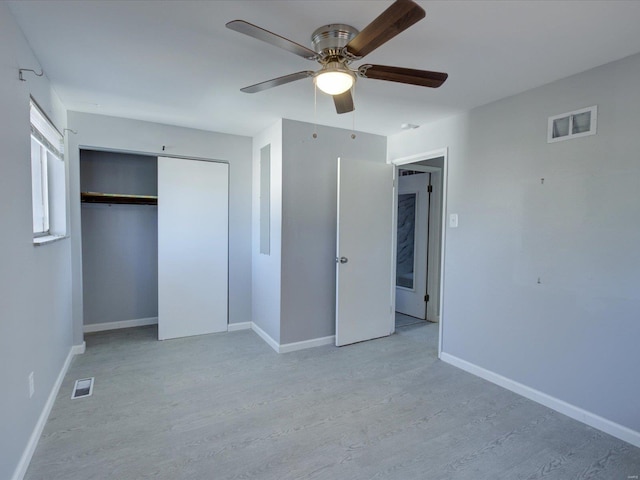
388, 53, 640, 439
280, 120, 387, 344
67, 112, 253, 343
0, 4, 72, 479
252, 120, 283, 343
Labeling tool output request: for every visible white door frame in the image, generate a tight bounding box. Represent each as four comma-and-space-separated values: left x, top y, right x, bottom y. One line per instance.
389, 148, 448, 358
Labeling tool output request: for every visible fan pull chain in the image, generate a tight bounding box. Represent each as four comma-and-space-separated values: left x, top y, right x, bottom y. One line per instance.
313, 83, 318, 139
351, 87, 357, 139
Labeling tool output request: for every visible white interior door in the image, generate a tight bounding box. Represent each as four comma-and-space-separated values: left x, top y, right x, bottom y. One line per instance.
157, 157, 228, 340
335, 156, 394, 346
396, 173, 429, 319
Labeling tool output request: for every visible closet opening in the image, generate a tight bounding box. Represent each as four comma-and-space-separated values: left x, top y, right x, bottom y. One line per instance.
80, 149, 159, 338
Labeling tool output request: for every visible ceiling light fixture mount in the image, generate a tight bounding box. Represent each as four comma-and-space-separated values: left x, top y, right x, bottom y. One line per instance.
311, 24, 359, 58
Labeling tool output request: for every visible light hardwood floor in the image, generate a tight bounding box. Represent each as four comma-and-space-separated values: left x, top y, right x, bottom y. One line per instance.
395, 312, 428, 329
25, 323, 640, 479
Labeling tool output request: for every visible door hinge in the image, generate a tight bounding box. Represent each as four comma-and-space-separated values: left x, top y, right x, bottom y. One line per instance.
424, 294, 430, 302
427, 185, 433, 193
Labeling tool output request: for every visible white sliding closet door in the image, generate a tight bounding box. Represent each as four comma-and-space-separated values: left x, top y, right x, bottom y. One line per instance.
157, 157, 228, 340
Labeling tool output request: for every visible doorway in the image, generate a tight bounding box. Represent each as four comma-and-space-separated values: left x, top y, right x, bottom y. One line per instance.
391, 150, 447, 356
396, 169, 430, 320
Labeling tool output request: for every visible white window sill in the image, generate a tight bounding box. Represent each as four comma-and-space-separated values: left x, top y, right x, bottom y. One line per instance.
33, 234, 68, 246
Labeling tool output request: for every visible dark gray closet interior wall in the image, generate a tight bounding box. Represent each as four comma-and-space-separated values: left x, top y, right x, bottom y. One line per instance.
80, 150, 158, 326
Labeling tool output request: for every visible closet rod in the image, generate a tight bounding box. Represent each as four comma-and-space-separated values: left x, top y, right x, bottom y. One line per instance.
81, 192, 158, 205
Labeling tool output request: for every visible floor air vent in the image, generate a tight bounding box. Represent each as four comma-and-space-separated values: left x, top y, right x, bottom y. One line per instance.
71, 377, 94, 399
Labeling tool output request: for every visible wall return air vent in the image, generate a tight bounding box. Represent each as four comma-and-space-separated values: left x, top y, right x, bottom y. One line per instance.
548, 105, 597, 143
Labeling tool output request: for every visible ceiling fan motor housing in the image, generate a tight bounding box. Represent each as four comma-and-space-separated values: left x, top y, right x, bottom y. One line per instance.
311, 24, 359, 59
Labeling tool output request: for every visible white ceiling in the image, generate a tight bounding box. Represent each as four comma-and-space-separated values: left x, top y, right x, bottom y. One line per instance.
8, 0, 640, 137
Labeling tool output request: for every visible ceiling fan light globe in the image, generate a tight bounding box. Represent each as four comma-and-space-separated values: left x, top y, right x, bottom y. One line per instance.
315, 70, 354, 96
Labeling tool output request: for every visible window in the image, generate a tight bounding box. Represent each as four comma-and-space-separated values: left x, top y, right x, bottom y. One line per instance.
30, 100, 66, 244
547, 105, 597, 143
31, 136, 50, 234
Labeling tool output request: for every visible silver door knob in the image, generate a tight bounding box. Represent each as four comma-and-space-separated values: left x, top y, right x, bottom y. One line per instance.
339, 256, 348, 264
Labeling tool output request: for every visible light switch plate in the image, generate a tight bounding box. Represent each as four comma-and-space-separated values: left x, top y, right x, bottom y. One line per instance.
449, 213, 459, 228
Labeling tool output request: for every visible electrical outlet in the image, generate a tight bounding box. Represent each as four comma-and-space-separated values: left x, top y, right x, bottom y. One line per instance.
28, 372, 35, 398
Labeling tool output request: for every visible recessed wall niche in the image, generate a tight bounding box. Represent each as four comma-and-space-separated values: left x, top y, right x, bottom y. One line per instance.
260, 144, 271, 255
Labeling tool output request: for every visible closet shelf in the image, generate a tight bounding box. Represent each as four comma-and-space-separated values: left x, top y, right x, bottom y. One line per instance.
81, 192, 158, 205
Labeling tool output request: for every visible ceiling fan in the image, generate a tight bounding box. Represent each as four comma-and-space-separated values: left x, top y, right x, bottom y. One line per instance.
226, 0, 448, 114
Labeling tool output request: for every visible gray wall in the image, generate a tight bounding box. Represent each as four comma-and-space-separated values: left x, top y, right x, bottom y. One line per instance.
68, 112, 253, 344
0, 4, 72, 479
280, 120, 387, 344
80, 151, 158, 326
251, 119, 388, 346
388, 53, 640, 434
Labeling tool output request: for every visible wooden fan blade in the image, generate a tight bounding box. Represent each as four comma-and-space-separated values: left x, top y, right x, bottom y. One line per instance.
240, 71, 315, 93
226, 20, 318, 60
358, 64, 448, 88
333, 90, 355, 114
345, 0, 425, 58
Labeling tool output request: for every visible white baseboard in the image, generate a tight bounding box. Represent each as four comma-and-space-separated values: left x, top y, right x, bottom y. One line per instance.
71, 341, 86, 355
279, 335, 335, 353
440, 352, 640, 449
250, 322, 280, 353
12, 344, 84, 480
227, 322, 251, 332
250, 322, 335, 354
83, 317, 158, 333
